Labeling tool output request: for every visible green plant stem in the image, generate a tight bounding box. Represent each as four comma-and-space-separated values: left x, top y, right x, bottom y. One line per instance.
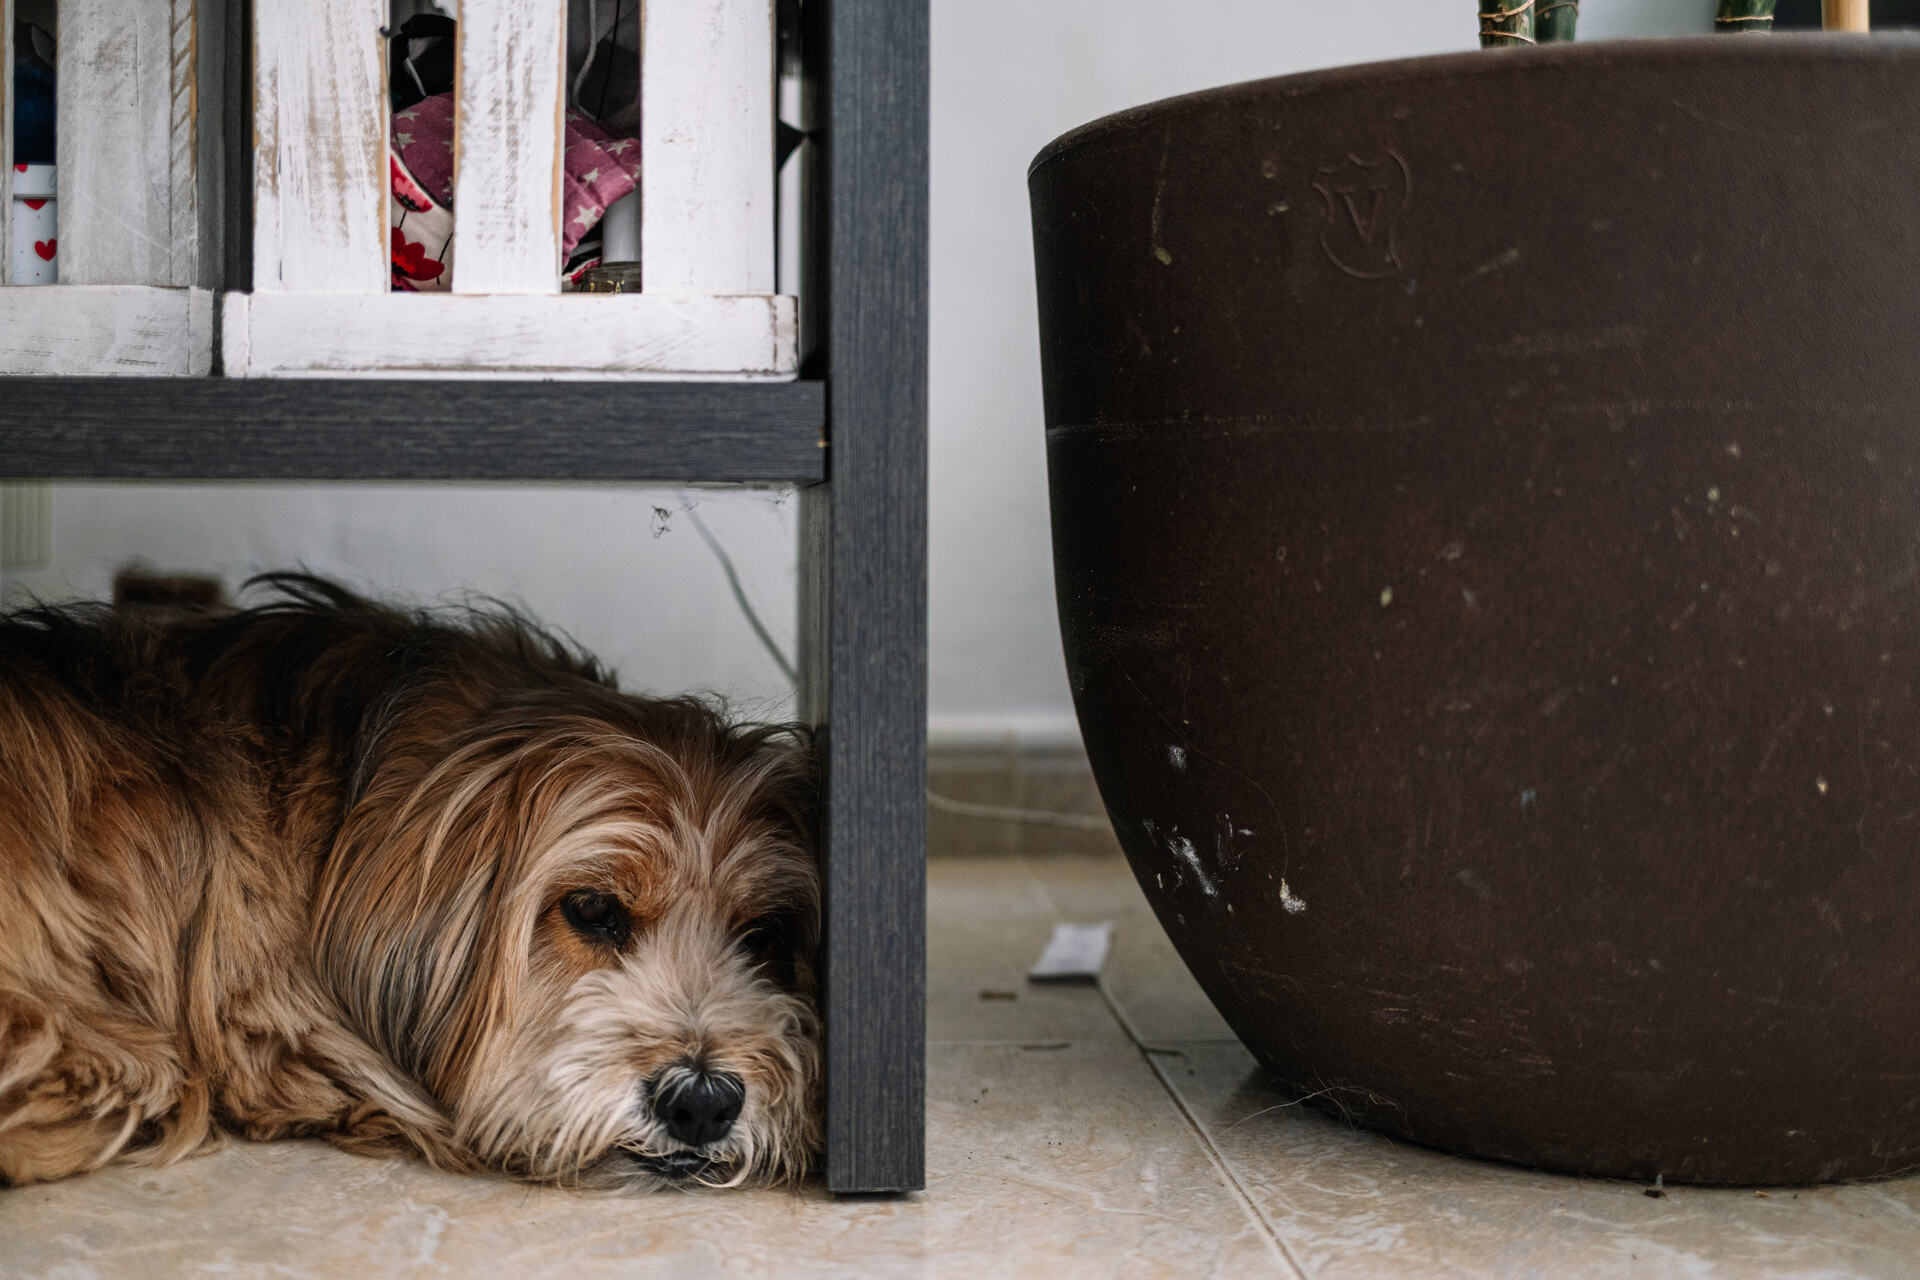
1479, 0, 1536, 47
1537, 0, 1578, 41
1715, 0, 1776, 33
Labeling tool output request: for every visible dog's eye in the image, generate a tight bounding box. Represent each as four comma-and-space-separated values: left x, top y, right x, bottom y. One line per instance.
740, 914, 786, 953
740, 914, 799, 984
561, 890, 632, 947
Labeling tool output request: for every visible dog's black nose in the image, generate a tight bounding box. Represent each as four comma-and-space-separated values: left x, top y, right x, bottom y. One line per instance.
650, 1067, 745, 1148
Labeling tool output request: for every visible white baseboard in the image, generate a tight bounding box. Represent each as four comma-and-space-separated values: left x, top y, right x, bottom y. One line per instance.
927, 712, 1085, 755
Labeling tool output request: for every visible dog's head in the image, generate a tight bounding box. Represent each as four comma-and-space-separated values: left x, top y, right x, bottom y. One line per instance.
309, 669, 820, 1189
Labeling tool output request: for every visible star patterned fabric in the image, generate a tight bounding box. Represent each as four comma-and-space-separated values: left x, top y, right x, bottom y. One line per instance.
387, 94, 643, 291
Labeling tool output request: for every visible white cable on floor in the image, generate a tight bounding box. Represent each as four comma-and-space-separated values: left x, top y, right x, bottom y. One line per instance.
926, 790, 1113, 831
675, 489, 798, 684
674, 493, 1112, 835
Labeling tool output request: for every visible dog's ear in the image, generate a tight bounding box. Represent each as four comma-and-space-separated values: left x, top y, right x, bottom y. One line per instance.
343, 677, 426, 808
728, 724, 823, 990
743, 724, 819, 869
310, 719, 538, 1097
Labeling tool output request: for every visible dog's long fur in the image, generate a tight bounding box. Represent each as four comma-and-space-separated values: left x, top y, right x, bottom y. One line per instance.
0, 576, 820, 1189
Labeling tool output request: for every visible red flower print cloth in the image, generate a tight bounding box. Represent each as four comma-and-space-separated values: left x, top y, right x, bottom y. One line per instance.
389, 154, 454, 291
389, 93, 643, 291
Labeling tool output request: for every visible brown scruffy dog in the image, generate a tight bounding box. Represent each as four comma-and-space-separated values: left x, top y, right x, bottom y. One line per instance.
0, 575, 820, 1189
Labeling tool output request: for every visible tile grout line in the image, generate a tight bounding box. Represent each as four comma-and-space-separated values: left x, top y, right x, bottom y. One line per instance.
1140, 1047, 1311, 1280
1010, 852, 1061, 918
1096, 982, 1312, 1280
1017, 849, 1308, 1276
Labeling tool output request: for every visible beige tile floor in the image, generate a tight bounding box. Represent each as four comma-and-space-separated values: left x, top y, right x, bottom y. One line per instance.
5, 851, 1918, 1278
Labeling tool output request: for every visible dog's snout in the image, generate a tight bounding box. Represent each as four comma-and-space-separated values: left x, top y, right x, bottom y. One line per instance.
651, 1066, 745, 1148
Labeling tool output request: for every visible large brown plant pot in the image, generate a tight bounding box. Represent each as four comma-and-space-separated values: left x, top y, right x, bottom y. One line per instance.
1031, 36, 1920, 1185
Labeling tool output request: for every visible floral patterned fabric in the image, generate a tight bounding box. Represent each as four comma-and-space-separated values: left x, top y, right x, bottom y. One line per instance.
388, 93, 642, 292
389, 153, 452, 291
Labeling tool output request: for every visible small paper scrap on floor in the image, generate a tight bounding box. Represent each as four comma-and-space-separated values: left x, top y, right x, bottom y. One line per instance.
1028, 922, 1115, 984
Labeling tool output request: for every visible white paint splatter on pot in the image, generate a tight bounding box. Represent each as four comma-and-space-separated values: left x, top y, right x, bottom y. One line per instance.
1279, 879, 1307, 914
1170, 834, 1217, 897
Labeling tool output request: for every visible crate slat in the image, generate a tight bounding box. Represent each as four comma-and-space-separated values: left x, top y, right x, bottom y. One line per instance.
221, 291, 796, 378
641, 0, 776, 294
0, 285, 212, 373
452, 0, 566, 295
2, 15, 12, 282
252, 0, 388, 293
180, 0, 225, 290
55, 0, 196, 286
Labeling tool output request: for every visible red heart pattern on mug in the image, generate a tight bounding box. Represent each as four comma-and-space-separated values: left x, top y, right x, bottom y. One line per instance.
34, 239, 56, 261
22, 198, 45, 211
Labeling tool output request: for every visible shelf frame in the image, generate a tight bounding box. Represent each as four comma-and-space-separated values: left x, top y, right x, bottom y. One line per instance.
0, 0, 927, 1200
0, 378, 825, 483
798, 0, 930, 1196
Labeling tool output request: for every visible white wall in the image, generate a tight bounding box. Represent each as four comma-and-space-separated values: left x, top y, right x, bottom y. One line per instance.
927, 0, 1704, 747
2, 485, 800, 718
0, 0, 1713, 746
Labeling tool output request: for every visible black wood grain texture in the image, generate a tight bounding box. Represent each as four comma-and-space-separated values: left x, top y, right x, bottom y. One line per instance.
0, 379, 826, 483
801, 0, 930, 1195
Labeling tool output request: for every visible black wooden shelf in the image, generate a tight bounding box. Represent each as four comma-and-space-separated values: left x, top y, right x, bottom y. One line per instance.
0, 0, 925, 1198
0, 378, 826, 483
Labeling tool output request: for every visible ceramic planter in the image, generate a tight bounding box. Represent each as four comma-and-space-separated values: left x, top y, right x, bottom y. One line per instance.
1032, 36, 1920, 1184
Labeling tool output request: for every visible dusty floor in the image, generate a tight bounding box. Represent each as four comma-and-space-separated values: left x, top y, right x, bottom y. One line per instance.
4, 850, 1918, 1278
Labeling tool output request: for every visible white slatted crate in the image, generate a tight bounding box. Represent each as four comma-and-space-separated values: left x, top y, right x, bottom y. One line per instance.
224, 0, 792, 380
0, 0, 221, 375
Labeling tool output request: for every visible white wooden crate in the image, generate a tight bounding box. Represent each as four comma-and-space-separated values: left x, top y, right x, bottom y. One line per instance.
0, 0, 220, 375
227, 0, 792, 380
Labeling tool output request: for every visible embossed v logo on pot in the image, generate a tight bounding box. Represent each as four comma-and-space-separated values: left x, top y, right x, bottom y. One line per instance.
1313, 148, 1411, 280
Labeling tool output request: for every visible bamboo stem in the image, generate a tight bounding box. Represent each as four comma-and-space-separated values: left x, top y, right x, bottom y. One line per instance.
1824, 0, 1870, 30
1479, 0, 1536, 47
1714, 0, 1775, 33
1537, 0, 1578, 42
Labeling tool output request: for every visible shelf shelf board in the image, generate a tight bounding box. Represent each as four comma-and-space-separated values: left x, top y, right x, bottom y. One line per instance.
0, 377, 825, 483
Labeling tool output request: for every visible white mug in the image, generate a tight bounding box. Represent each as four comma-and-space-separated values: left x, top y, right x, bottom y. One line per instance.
11, 164, 56, 286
